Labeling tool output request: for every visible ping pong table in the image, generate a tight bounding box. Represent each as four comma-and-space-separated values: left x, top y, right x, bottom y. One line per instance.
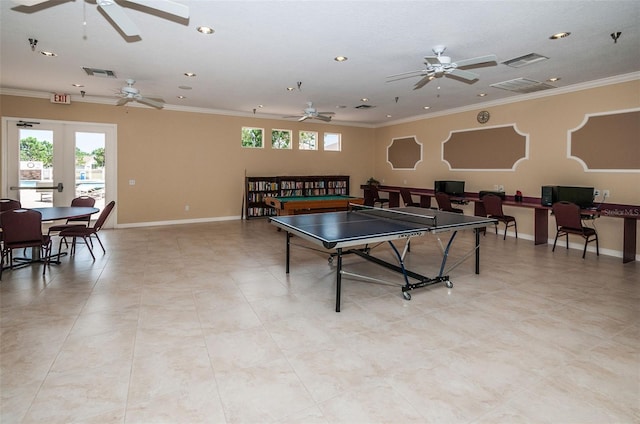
269, 205, 497, 312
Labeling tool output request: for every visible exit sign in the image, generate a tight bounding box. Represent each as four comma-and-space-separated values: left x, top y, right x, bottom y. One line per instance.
51, 93, 71, 104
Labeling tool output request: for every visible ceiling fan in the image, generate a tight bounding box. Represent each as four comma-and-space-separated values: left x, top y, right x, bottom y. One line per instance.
11, 0, 189, 37
386, 45, 497, 90
284, 102, 335, 122
116, 79, 164, 109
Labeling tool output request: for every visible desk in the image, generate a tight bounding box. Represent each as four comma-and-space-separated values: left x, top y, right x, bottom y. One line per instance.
264, 195, 364, 216
270, 206, 496, 312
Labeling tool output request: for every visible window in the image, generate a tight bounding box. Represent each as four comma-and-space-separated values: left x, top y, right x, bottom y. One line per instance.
324, 132, 341, 151
299, 131, 318, 150
241, 127, 264, 148
271, 129, 292, 149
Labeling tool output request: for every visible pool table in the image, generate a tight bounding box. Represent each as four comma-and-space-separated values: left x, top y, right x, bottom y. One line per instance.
264, 195, 364, 216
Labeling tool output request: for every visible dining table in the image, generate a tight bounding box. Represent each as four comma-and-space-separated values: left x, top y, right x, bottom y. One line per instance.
1, 206, 99, 266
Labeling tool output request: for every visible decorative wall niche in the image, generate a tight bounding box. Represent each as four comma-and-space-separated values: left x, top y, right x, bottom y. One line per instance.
442, 125, 528, 171
568, 108, 640, 173
387, 136, 423, 170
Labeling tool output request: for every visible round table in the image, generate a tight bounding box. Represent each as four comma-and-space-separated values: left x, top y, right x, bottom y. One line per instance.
32, 206, 100, 221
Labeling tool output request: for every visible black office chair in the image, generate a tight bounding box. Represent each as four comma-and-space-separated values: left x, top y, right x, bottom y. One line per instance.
483, 194, 517, 240
435, 192, 463, 214
400, 188, 420, 207
552, 201, 599, 258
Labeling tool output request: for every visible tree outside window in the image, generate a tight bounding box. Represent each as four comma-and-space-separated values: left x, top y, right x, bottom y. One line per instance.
299, 131, 317, 150
272, 129, 292, 149
241, 127, 264, 148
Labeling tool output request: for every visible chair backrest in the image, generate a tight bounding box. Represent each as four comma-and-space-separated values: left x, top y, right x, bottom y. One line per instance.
0, 209, 43, 243
92, 201, 115, 231
400, 188, 414, 206
483, 194, 505, 217
552, 201, 583, 230
369, 185, 381, 201
0, 198, 21, 212
435, 192, 454, 212
70, 196, 96, 207
363, 188, 375, 206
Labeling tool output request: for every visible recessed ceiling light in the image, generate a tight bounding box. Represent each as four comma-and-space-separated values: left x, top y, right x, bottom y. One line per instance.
197, 26, 214, 34
40, 51, 56, 57
549, 32, 571, 39
386, 115, 392, 118
177, 95, 186, 99
548, 77, 561, 82
286, 87, 295, 91
477, 93, 487, 97
184, 72, 196, 77
360, 98, 369, 102
72, 83, 84, 87
337, 105, 347, 109
423, 106, 430, 110
257, 105, 264, 108
334, 56, 348, 62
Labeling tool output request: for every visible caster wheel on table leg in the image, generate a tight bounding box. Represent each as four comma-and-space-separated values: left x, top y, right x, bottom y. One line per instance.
445, 280, 453, 288
403, 291, 411, 300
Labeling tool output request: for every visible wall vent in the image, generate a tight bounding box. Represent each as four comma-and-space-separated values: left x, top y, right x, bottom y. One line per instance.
355, 104, 375, 109
490, 78, 556, 94
82, 67, 117, 78
502, 53, 548, 68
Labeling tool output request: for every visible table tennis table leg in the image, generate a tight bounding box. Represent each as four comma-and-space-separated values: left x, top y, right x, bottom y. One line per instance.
285, 231, 291, 274
336, 248, 342, 312
475, 228, 480, 274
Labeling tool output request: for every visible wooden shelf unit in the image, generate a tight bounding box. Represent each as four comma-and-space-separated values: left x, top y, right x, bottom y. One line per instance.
245, 175, 350, 219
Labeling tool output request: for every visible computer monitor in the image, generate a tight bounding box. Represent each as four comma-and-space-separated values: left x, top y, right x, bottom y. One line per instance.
556, 186, 595, 208
434, 180, 465, 197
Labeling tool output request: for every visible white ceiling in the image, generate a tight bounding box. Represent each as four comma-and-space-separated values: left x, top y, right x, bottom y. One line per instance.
1, 0, 639, 126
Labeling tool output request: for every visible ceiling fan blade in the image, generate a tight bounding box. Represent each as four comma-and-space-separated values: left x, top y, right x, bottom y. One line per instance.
298, 116, 308, 122
455, 54, 497, 68
127, 0, 189, 19
413, 75, 434, 90
10, 0, 50, 6
448, 68, 479, 81
424, 56, 440, 65
314, 115, 332, 122
137, 96, 164, 109
386, 69, 425, 79
116, 97, 132, 106
317, 112, 335, 115
282, 115, 300, 119
97, 0, 140, 37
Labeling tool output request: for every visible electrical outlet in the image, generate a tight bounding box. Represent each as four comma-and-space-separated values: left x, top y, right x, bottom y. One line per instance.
594, 189, 600, 196
498, 185, 505, 192
603, 189, 610, 198
185, 205, 190, 211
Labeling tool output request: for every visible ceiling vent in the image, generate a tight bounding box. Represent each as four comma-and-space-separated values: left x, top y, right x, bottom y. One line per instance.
491, 78, 556, 94
502, 53, 549, 68
355, 104, 375, 109
82, 67, 117, 78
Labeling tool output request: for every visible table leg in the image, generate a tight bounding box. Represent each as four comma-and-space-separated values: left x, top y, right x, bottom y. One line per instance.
475, 228, 480, 274
285, 231, 291, 273
534, 208, 549, 245
389, 192, 400, 208
336, 248, 342, 312
623, 217, 637, 263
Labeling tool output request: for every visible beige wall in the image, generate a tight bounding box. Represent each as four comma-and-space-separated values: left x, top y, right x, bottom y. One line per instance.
372, 79, 640, 257
1, 95, 375, 223
2, 79, 638, 257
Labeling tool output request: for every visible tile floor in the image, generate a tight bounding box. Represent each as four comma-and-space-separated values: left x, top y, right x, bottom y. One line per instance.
0, 218, 638, 423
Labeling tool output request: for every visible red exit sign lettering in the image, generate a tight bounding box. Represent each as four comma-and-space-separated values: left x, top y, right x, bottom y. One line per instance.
50, 93, 71, 104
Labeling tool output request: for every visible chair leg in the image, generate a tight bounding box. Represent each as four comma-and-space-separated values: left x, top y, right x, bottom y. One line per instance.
553, 231, 559, 251
595, 235, 599, 256
93, 234, 106, 254
503, 222, 507, 240
83, 236, 95, 260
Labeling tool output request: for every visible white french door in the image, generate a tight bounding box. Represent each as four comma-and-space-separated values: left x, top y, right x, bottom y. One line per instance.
2, 118, 116, 227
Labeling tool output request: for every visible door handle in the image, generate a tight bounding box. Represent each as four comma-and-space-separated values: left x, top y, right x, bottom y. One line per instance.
10, 182, 64, 192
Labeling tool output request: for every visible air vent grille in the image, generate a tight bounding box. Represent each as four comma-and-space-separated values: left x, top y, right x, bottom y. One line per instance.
82, 67, 117, 78
355, 104, 375, 109
502, 53, 549, 68
491, 78, 556, 94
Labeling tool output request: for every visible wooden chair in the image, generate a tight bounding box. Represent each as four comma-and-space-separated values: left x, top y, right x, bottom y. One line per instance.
482, 194, 517, 240
58, 201, 115, 260
0, 209, 52, 279
400, 188, 419, 207
552, 201, 599, 258
435, 192, 463, 214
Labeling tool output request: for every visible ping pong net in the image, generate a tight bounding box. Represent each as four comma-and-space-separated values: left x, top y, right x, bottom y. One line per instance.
349, 203, 437, 228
